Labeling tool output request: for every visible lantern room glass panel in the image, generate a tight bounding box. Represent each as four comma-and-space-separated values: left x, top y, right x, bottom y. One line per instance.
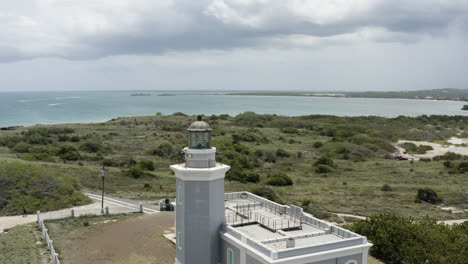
189, 131, 211, 149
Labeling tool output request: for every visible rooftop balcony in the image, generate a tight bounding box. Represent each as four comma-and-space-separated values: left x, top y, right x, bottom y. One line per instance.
222, 192, 372, 262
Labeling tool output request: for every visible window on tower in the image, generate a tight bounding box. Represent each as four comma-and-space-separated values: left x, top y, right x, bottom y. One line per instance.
177, 185, 183, 204
227, 248, 234, 264
178, 232, 183, 250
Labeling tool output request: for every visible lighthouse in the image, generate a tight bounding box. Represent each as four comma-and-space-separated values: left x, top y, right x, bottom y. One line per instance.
170, 115, 230, 264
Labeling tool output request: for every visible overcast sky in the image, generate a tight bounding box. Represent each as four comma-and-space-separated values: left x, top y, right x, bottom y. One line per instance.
1, 0, 467, 92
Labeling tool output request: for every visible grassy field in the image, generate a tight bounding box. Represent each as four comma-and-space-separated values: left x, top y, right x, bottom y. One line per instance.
0, 224, 45, 264
0, 113, 467, 220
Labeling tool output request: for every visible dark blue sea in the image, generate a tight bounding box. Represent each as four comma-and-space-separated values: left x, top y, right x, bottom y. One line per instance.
0, 90, 466, 127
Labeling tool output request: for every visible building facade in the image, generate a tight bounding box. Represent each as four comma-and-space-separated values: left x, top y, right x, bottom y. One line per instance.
171, 117, 371, 264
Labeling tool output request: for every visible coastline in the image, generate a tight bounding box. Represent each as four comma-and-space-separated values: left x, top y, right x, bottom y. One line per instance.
156, 93, 468, 103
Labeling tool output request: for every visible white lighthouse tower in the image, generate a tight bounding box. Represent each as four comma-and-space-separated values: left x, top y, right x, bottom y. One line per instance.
170, 116, 230, 264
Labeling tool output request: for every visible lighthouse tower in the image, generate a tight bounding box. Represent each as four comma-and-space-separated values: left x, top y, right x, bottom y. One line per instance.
170, 116, 230, 264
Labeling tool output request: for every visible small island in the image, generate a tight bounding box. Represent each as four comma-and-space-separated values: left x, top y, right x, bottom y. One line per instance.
463, 105, 468, 110
130, 93, 151, 96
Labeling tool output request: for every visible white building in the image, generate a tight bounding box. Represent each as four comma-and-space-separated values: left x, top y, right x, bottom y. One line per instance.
171, 116, 372, 264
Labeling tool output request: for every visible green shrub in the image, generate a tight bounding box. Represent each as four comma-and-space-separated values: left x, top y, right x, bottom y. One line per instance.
313, 141, 324, 148
315, 164, 335, 173
138, 159, 155, 171
234, 112, 276, 127
57, 134, 70, 142
79, 141, 103, 153
443, 161, 453, 168
301, 199, 312, 207
232, 130, 268, 143
19, 153, 55, 162
399, 142, 417, 152
57, 145, 81, 161
149, 142, 174, 157
433, 152, 464, 161
349, 213, 467, 264
381, 184, 392, 191
226, 167, 260, 183
415, 145, 433, 154
280, 127, 300, 134
462, 105, 468, 110
250, 186, 283, 204
12, 142, 31, 153
124, 166, 145, 179
275, 148, 290, 157
263, 173, 293, 186
313, 156, 334, 167
264, 151, 276, 163
457, 162, 468, 173
29, 146, 56, 155
254, 149, 264, 157
415, 188, 442, 204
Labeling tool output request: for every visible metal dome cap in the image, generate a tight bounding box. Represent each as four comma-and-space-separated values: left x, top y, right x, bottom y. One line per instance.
187, 115, 213, 131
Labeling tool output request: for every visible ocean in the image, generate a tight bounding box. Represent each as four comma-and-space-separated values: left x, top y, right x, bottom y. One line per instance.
0, 90, 466, 127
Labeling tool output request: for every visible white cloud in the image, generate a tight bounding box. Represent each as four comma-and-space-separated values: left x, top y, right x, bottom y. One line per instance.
0, 0, 467, 61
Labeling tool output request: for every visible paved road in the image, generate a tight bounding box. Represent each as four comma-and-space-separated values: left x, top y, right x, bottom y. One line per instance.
0, 193, 159, 232
85, 192, 159, 214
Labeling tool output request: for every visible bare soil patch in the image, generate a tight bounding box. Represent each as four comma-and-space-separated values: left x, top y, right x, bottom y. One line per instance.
48, 213, 175, 264
396, 139, 468, 159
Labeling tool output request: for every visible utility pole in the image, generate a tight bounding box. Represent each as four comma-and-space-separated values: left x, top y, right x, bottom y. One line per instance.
100, 165, 106, 214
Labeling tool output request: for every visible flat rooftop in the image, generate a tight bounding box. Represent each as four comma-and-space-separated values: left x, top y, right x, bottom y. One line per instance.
223, 192, 371, 261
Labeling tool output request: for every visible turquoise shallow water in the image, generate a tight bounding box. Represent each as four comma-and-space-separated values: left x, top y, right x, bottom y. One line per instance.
0, 90, 466, 127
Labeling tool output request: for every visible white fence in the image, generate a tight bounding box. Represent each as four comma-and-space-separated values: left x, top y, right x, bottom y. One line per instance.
39, 204, 143, 221
37, 204, 143, 263
37, 212, 61, 264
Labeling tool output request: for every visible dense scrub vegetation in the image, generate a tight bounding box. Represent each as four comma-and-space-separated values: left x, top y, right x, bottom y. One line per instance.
349, 213, 468, 264
0, 112, 467, 220
0, 162, 90, 216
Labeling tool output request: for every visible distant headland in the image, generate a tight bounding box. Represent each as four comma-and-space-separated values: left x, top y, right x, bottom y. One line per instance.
158, 88, 468, 102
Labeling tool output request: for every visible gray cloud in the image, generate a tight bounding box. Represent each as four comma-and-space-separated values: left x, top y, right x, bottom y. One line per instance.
0, 0, 467, 62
